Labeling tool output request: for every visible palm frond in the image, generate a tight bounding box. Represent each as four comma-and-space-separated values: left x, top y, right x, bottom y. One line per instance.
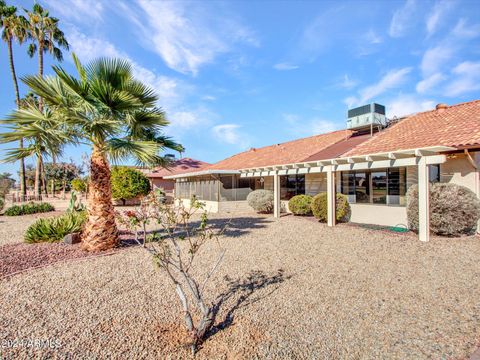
106, 138, 168, 167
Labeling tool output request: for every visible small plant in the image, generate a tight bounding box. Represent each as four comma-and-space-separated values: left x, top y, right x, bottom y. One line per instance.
68, 191, 86, 212
24, 211, 87, 243
288, 194, 313, 215
311, 193, 351, 223
71, 178, 87, 193
247, 189, 274, 213
407, 183, 480, 236
4, 202, 55, 216
111, 166, 151, 205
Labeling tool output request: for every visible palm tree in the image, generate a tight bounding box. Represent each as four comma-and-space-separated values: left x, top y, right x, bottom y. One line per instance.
24, 3, 69, 79
2, 5, 28, 200
22, 54, 183, 251
0, 104, 71, 200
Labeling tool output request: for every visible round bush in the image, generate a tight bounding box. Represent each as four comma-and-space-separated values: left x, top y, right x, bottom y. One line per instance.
288, 194, 313, 215
71, 178, 87, 193
311, 193, 351, 223
247, 190, 274, 213
111, 167, 151, 205
407, 183, 480, 236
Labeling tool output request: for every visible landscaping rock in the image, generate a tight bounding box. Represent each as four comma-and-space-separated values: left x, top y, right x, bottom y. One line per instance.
63, 232, 81, 245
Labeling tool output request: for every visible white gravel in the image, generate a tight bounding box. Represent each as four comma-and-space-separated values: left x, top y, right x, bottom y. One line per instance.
1, 214, 480, 359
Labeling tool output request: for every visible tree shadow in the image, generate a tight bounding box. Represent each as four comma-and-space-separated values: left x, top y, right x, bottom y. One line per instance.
205, 269, 291, 340
119, 216, 272, 246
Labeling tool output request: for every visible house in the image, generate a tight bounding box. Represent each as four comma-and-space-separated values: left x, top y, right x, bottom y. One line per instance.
144, 157, 210, 197
165, 100, 480, 241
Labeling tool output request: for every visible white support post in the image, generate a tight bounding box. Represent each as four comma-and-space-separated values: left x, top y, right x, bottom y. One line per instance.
273, 172, 280, 218
418, 157, 430, 242
327, 168, 336, 227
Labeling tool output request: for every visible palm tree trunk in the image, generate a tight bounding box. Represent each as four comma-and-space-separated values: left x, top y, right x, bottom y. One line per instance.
82, 144, 118, 251
38, 45, 44, 111
7, 38, 27, 200
41, 160, 48, 198
35, 155, 42, 200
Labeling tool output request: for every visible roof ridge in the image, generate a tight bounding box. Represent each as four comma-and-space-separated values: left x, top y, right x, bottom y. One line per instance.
391, 98, 480, 120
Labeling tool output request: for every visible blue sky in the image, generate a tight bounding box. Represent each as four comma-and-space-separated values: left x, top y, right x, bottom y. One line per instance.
1, 0, 480, 177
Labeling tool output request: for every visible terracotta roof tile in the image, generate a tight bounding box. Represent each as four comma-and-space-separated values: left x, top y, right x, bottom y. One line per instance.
344, 100, 480, 156
146, 158, 210, 178
205, 129, 353, 170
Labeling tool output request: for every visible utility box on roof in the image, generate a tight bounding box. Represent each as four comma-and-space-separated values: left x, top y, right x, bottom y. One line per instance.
347, 103, 386, 130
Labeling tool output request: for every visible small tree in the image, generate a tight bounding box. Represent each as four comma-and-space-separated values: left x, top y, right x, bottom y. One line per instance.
0, 172, 15, 197
111, 166, 151, 205
71, 178, 87, 193
119, 195, 227, 354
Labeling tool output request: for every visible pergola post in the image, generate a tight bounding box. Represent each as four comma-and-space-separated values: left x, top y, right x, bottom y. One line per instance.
418, 157, 430, 242
327, 167, 336, 227
273, 172, 281, 218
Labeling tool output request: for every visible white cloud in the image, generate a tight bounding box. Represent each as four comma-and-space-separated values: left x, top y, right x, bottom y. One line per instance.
444, 61, 480, 96
386, 94, 436, 118
211, 124, 251, 148
45, 0, 104, 23
365, 29, 382, 44
122, 0, 258, 75
420, 45, 454, 76
416, 73, 446, 93
346, 67, 412, 106
273, 63, 299, 71
426, 0, 453, 36
452, 18, 480, 39
338, 74, 357, 90
282, 114, 340, 136
389, 0, 417, 38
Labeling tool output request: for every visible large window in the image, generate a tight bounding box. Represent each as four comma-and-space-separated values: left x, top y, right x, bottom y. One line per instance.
280, 174, 305, 200
341, 168, 406, 206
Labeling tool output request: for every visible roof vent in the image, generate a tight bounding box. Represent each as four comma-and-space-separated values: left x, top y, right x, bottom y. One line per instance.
249, 147, 256, 152
436, 103, 448, 111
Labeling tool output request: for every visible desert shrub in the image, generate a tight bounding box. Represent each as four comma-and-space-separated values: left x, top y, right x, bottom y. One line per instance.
0, 197, 4, 212
407, 183, 480, 236
247, 189, 274, 213
288, 194, 313, 215
4, 202, 55, 216
311, 193, 351, 223
111, 166, 151, 205
71, 178, 87, 193
24, 211, 87, 243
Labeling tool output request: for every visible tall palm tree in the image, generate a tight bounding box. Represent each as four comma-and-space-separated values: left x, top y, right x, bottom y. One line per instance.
25, 3, 68, 197
24, 3, 69, 79
22, 54, 183, 251
2, 5, 28, 200
0, 104, 71, 199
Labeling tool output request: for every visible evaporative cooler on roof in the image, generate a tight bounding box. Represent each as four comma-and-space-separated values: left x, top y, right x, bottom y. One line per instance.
346, 103, 386, 131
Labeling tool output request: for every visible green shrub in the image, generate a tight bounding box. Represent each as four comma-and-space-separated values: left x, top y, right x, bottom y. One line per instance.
288, 195, 313, 215
4, 202, 55, 216
247, 190, 274, 213
24, 211, 87, 243
311, 193, 351, 223
407, 183, 480, 236
71, 178, 87, 193
111, 166, 151, 205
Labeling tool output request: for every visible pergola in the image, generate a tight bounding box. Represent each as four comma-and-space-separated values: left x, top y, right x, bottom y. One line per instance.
239, 146, 455, 242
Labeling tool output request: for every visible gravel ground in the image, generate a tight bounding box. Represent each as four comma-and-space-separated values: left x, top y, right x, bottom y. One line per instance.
1, 214, 480, 359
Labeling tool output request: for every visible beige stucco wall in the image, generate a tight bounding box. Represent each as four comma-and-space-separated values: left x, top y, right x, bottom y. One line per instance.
349, 204, 408, 226
440, 153, 479, 194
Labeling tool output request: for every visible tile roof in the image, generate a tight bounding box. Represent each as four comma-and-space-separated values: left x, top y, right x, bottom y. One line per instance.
205, 129, 354, 170
146, 158, 210, 178
302, 133, 372, 162
344, 100, 480, 156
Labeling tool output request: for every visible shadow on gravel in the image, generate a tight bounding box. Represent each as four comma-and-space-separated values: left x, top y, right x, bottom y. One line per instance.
119, 216, 272, 246
206, 269, 291, 340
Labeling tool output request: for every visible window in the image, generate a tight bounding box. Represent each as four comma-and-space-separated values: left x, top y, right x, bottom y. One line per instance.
341, 167, 406, 206
280, 174, 305, 200
429, 164, 440, 183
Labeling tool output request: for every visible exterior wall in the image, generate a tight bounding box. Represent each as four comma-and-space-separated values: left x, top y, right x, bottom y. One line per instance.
440, 153, 479, 193
349, 204, 407, 226
150, 178, 175, 192
174, 198, 219, 213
